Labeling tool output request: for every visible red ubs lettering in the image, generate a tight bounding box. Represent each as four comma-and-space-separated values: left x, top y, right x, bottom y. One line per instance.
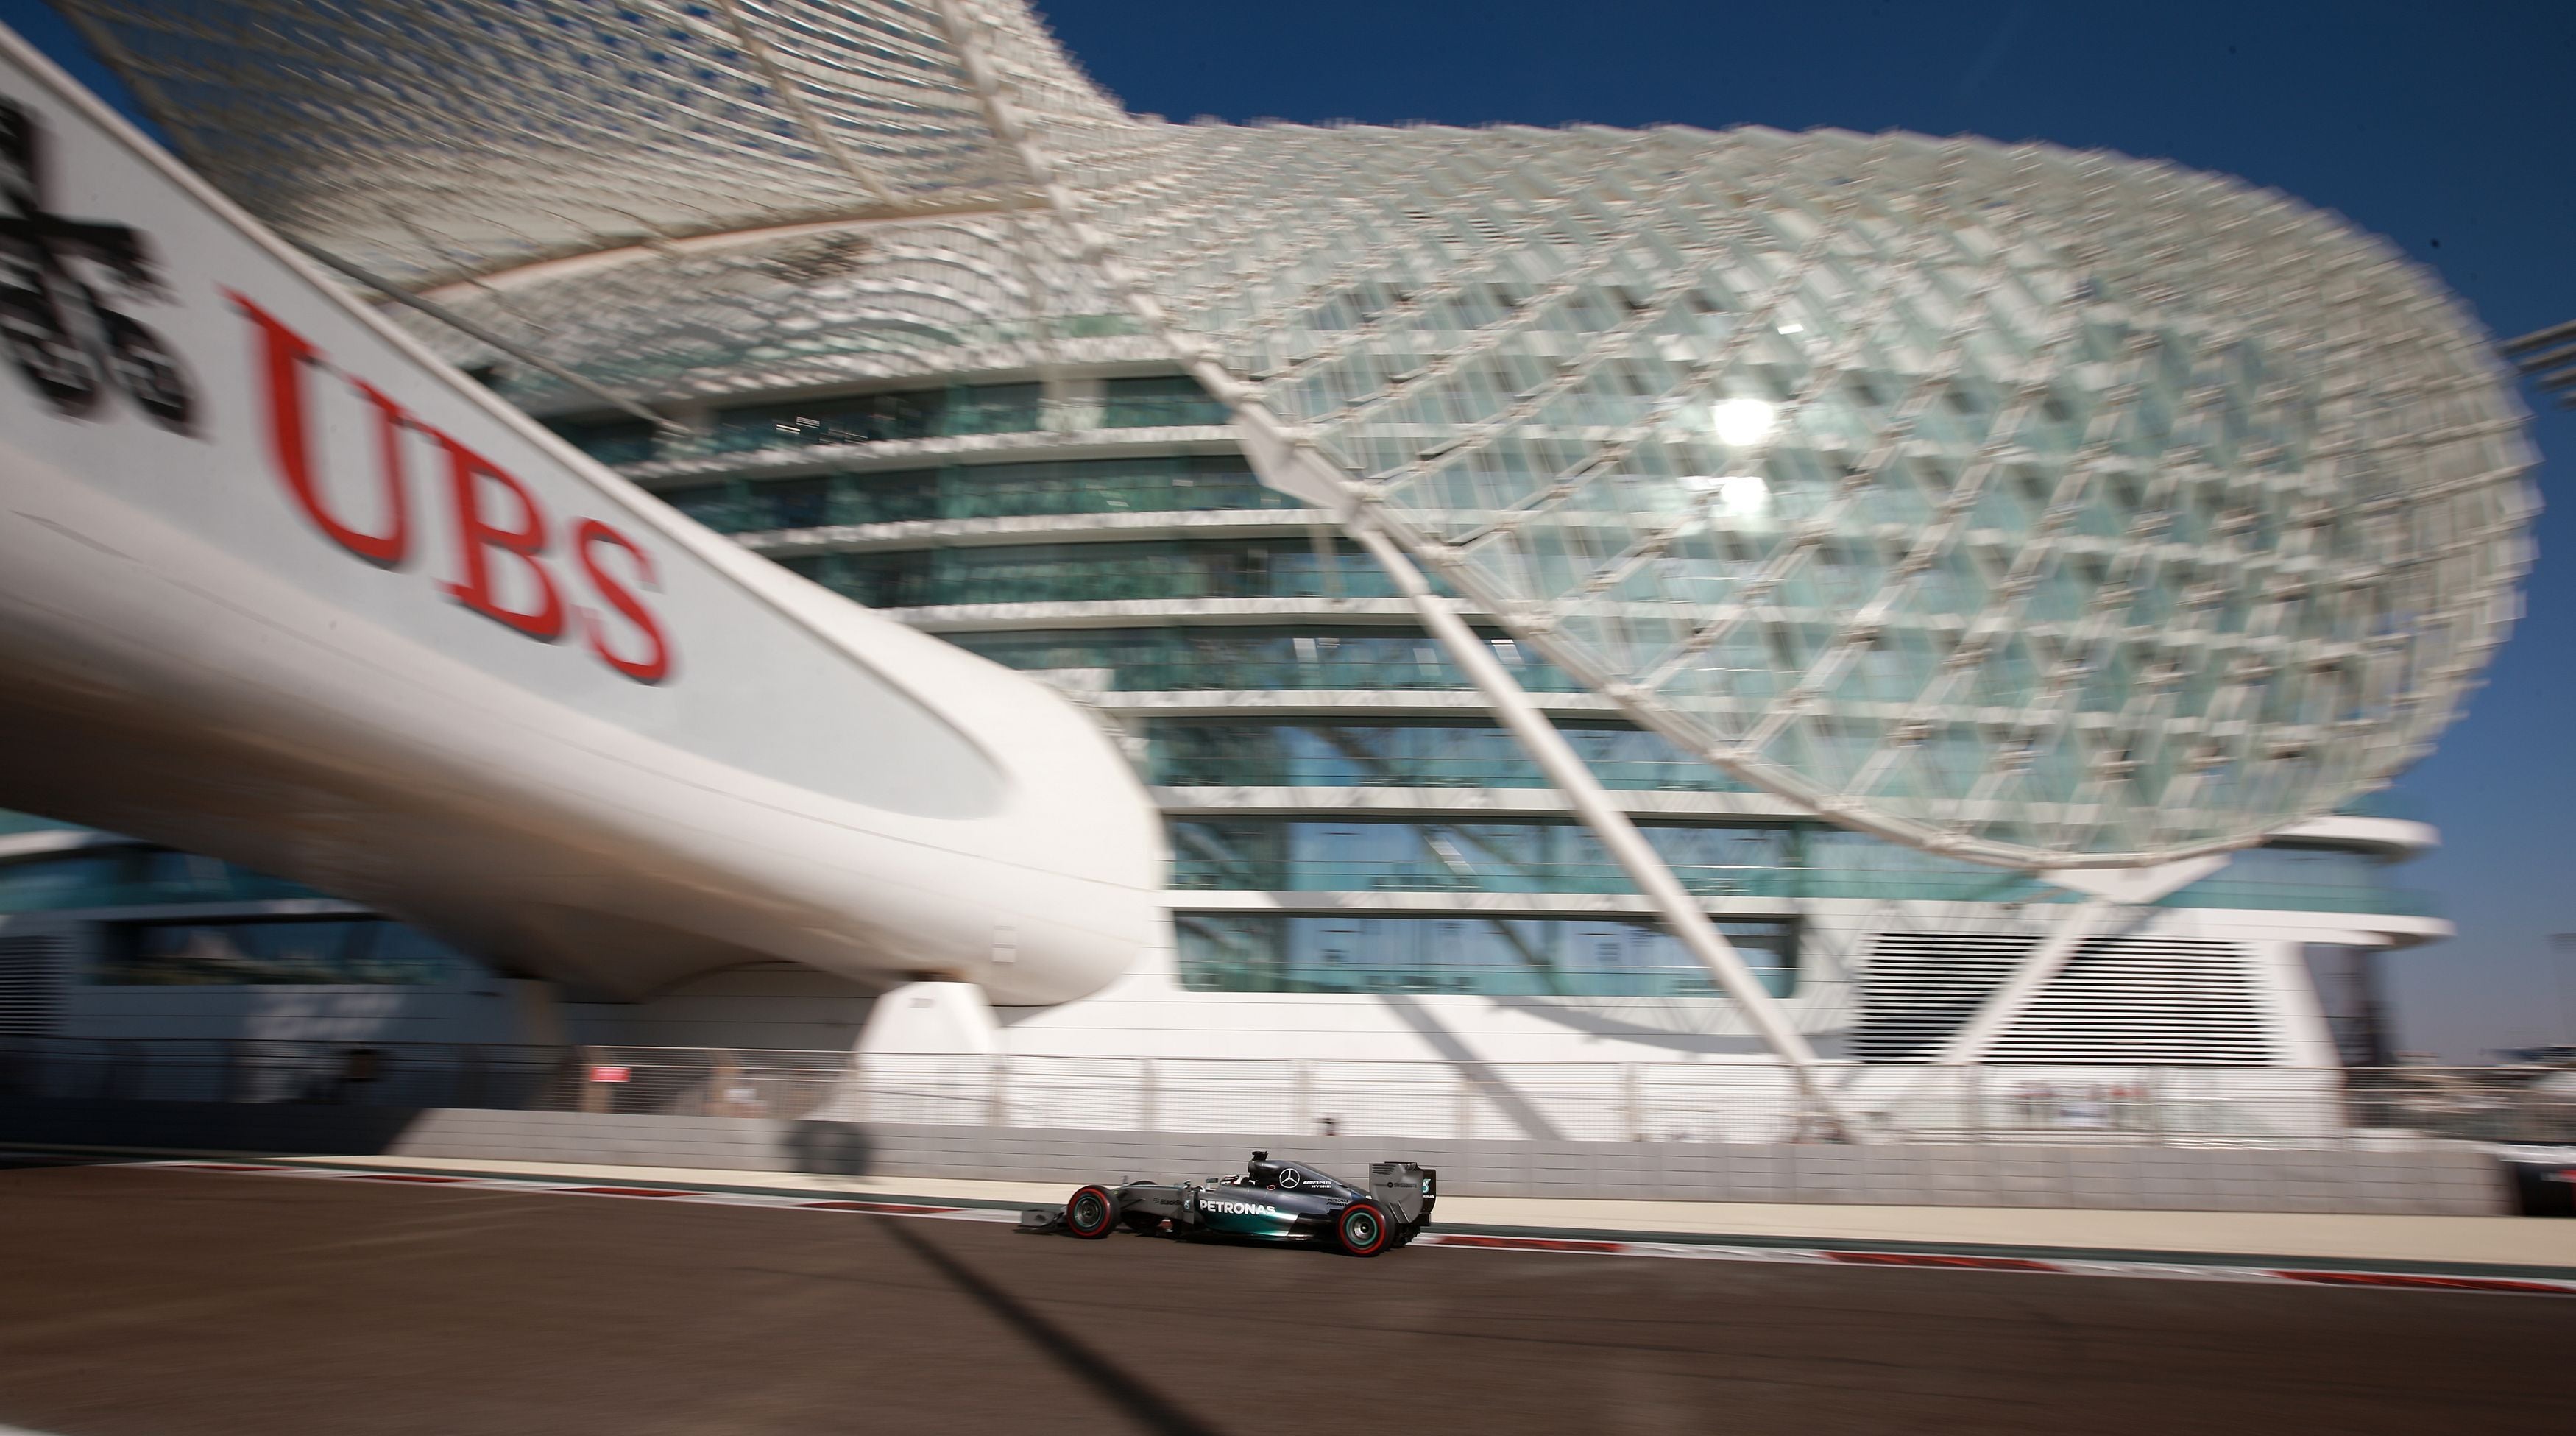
231, 293, 673, 685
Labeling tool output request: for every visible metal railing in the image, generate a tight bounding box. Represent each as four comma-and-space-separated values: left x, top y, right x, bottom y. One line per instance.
4, 1038, 2569, 1147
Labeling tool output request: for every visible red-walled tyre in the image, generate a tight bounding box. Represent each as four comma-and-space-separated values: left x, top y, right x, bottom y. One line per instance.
1064, 1184, 1118, 1239
1333, 1200, 1390, 1256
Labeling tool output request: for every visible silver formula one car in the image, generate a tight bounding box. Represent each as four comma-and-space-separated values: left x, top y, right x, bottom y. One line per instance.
1020, 1150, 1436, 1257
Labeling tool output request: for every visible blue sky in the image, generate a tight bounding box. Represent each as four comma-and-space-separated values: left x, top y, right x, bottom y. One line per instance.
7, 0, 2572, 1055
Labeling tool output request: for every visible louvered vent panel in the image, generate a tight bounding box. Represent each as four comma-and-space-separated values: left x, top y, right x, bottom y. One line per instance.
1859, 933, 2271, 1065
0, 935, 68, 1036
1854, 934, 2025, 1063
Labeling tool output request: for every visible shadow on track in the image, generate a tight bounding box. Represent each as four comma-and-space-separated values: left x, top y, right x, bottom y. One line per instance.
881, 1220, 1227, 1436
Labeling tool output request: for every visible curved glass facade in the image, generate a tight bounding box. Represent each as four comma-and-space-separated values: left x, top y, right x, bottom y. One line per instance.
1065, 124, 2534, 871
597, 365, 2430, 1010
84, 0, 2522, 871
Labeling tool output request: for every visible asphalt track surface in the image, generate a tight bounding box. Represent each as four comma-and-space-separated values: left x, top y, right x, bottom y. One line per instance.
0, 1163, 2563, 1436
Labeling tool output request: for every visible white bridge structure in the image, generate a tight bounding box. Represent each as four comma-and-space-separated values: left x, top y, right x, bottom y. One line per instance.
0, 3, 2538, 1135
0, 29, 1158, 1008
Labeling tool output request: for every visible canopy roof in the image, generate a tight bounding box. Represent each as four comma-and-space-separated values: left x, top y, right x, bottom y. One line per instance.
57, 0, 1123, 286
63, 0, 2538, 869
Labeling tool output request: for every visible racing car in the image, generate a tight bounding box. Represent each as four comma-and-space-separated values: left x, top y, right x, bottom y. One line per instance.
1022, 1150, 1435, 1256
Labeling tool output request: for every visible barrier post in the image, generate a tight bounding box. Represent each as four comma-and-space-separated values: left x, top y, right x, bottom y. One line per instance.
578, 1046, 606, 1113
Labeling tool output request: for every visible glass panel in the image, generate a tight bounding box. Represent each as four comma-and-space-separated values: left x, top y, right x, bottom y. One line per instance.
757, 477, 833, 531
940, 382, 1043, 436
712, 388, 947, 452
841, 470, 943, 524
1168, 818, 1796, 898
656, 456, 1309, 534
2157, 846, 2417, 915
541, 414, 659, 466
0, 851, 325, 912
1101, 374, 1228, 428
655, 483, 747, 531
793, 540, 1403, 607
0, 852, 130, 910
1143, 721, 1747, 792
92, 918, 470, 986
947, 455, 1299, 518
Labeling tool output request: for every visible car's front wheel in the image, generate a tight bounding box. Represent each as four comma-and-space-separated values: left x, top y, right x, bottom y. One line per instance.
1064, 1184, 1118, 1239
1333, 1200, 1390, 1257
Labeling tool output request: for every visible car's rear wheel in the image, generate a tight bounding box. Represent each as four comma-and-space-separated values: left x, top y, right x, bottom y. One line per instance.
1333, 1200, 1390, 1257
1064, 1184, 1118, 1239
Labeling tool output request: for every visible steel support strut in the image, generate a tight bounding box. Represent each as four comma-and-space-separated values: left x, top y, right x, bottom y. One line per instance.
1340, 512, 1858, 1137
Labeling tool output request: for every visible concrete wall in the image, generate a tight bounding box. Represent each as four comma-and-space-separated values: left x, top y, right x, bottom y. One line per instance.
0, 1100, 2513, 1217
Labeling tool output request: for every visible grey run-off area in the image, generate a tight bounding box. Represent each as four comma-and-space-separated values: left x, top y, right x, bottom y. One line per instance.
0, 1161, 2562, 1436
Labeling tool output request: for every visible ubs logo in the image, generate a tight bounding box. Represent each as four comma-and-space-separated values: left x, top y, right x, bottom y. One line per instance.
0, 97, 194, 431
233, 294, 674, 685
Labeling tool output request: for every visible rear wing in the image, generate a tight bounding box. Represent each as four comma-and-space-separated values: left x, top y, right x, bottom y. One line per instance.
1369, 1161, 1436, 1225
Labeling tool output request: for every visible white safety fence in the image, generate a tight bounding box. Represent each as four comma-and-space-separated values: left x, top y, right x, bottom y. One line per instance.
827, 1054, 2367, 1146
5, 1039, 2570, 1147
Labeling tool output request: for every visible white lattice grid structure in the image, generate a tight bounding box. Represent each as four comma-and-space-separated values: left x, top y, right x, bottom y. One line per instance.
59, 0, 2538, 873
52, 0, 1122, 286
428, 214, 1150, 404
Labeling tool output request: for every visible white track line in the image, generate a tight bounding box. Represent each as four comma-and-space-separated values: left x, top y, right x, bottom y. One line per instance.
137, 1160, 2576, 1298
